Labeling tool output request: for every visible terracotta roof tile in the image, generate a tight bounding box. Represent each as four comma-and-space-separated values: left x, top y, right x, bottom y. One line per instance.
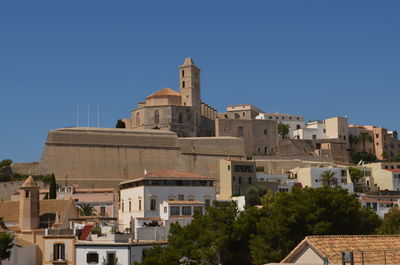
21, 176, 38, 188
0, 199, 75, 226
145, 88, 181, 99
284, 235, 400, 264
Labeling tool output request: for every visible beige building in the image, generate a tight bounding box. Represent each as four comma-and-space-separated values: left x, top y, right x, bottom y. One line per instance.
216, 104, 278, 157
123, 58, 216, 137
219, 159, 256, 199
349, 125, 399, 160
0, 176, 79, 265
364, 162, 400, 191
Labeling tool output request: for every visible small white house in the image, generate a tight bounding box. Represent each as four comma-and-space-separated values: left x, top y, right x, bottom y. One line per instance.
75, 240, 166, 265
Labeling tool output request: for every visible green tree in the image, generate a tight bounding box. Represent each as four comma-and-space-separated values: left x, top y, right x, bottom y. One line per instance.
249, 187, 381, 264
140, 202, 249, 265
319, 170, 338, 187
49, 173, 57, 199
277, 123, 290, 139
0, 231, 14, 264
244, 186, 269, 207
378, 207, 400, 234
115, 119, 126, 128
351, 152, 377, 164
348, 167, 363, 192
357, 132, 373, 153
389, 154, 400, 162
0, 160, 12, 169
78, 204, 97, 216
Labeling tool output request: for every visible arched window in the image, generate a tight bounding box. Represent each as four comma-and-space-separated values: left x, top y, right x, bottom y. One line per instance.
154, 110, 159, 124
181, 70, 185, 77
135, 113, 140, 126
182, 81, 185, 88
178, 113, 184, 123
237, 126, 243, 137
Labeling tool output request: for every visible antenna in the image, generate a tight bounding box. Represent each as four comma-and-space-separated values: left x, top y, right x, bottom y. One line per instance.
97, 104, 100, 128
76, 103, 79, 127
87, 103, 90, 127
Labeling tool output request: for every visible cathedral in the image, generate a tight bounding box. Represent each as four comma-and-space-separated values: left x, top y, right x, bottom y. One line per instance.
123, 58, 217, 137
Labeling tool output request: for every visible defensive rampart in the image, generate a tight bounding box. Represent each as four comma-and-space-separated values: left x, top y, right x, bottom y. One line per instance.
36, 127, 246, 188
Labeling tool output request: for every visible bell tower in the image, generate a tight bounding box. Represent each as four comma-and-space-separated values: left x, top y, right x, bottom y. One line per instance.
19, 176, 40, 230
179, 58, 201, 108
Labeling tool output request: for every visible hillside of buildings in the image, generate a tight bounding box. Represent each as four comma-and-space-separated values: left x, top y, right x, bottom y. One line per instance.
2, 58, 400, 265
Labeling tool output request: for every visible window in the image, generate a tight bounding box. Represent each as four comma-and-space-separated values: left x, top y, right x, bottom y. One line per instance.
194, 206, 203, 214
238, 177, 242, 184
376, 142, 379, 146
135, 113, 140, 126
341, 170, 347, 177
87, 253, 99, 264
248, 177, 252, 185
170, 206, 180, 215
178, 194, 184, 201
181, 70, 184, 77
107, 252, 116, 265
25, 191, 29, 198
129, 201, 131, 212
237, 126, 243, 137
227, 165, 230, 171
264, 147, 267, 153
366, 180, 370, 186
234, 165, 253, 173
182, 206, 192, 215
296, 125, 300, 129
178, 113, 183, 123
323, 129, 326, 133
242, 112, 245, 117
312, 135, 317, 140
150, 199, 156, 211
154, 110, 160, 124
264, 130, 267, 135
139, 199, 142, 211
344, 136, 346, 141
232, 176, 236, 181
182, 81, 185, 88
164, 206, 167, 213
121, 201, 124, 212
205, 199, 211, 207
100, 206, 105, 216
376, 134, 379, 138
53, 243, 65, 261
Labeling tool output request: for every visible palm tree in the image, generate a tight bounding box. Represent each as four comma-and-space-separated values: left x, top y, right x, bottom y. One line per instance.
78, 203, 97, 216
357, 132, 373, 153
320, 170, 338, 187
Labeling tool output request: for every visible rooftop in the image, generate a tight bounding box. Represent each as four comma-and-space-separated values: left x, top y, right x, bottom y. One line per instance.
145, 87, 181, 100
120, 169, 214, 185
0, 199, 76, 226
283, 235, 400, 264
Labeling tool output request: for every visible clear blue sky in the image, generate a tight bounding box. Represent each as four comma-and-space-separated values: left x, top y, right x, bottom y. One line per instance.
1, 1, 399, 162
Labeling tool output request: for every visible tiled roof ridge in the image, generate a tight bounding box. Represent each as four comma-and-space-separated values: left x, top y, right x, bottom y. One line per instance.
307, 234, 400, 238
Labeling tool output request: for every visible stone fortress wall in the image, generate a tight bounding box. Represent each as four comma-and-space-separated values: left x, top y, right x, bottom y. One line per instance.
35, 127, 245, 188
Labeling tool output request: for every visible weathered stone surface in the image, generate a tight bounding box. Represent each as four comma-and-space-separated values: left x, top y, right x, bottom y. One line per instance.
35, 127, 246, 188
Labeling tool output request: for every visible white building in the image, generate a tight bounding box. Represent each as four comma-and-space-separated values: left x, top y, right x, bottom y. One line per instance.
293, 116, 349, 143
256, 112, 304, 138
290, 166, 354, 193
118, 169, 216, 239
75, 235, 166, 265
